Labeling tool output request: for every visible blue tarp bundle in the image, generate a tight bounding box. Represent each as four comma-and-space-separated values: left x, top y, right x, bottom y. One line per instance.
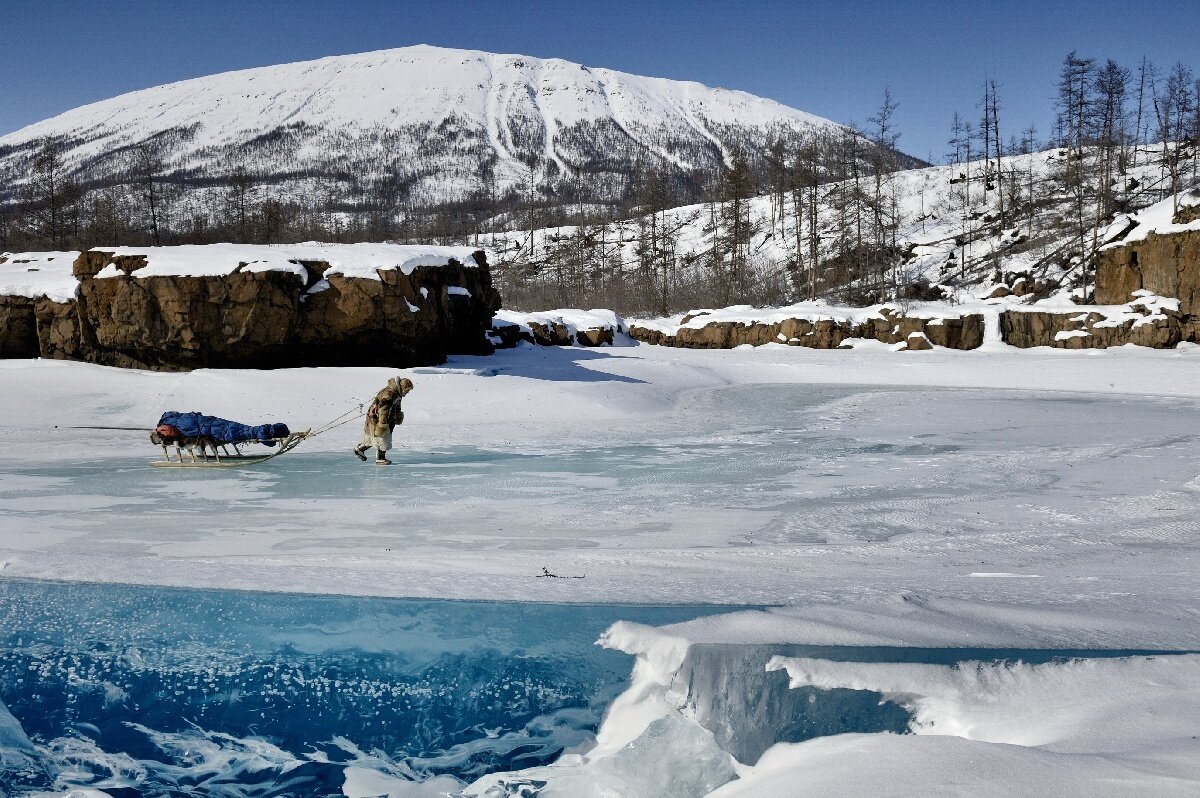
158, 412, 290, 447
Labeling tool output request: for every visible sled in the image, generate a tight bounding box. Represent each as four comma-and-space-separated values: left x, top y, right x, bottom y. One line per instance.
150, 430, 311, 468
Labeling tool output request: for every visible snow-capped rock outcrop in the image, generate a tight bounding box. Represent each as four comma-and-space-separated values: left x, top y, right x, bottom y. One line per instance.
1096, 190, 1200, 315
628, 304, 986, 350
490, 309, 627, 348
0, 244, 500, 369
1000, 292, 1197, 349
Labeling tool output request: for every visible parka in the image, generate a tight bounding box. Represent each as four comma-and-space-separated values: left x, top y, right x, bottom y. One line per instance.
365, 377, 412, 437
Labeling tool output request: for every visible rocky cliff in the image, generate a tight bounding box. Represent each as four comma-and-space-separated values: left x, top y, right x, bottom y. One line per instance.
1000, 293, 1198, 349
0, 251, 81, 359
629, 306, 985, 351
0, 244, 501, 370
1096, 190, 1200, 316
1096, 228, 1200, 316
0, 296, 38, 358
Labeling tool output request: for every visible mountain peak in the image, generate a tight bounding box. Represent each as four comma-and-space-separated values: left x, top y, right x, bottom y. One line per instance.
0, 46, 847, 212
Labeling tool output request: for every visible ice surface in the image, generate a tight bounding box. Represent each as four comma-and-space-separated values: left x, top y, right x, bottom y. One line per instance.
2, 371, 1199, 614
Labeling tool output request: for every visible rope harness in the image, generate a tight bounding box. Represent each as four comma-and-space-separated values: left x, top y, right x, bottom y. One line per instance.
308, 403, 368, 438
306, 391, 403, 439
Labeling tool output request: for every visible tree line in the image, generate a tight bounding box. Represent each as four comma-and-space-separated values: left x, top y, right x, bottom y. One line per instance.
0, 114, 844, 255
498, 52, 1198, 313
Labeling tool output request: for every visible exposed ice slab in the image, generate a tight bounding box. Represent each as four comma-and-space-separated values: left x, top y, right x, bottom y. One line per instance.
468, 635, 1200, 797
0, 578, 720, 795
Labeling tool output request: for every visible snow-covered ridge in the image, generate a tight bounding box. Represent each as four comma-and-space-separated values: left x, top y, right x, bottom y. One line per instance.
1101, 188, 1200, 248
1, 44, 833, 148
0, 250, 81, 302
86, 242, 486, 281
2, 243, 486, 301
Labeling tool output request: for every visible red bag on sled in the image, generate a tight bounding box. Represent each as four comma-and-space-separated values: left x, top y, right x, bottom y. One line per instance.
155, 423, 183, 442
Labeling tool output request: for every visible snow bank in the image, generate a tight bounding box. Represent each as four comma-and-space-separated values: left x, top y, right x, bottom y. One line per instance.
466, 597, 1200, 796
89, 243, 485, 281
711, 719, 1198, 797
0, 250, 80, 302
654, 300, 978, 331
496, 308, 625, 332
722, 654, 1200, 796
1101, 188, 1200, 248
769, 653, 1200, 749
579, 595, 1200, 791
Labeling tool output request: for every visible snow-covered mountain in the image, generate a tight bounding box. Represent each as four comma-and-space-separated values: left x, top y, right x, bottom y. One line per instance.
0, 44, 851, 209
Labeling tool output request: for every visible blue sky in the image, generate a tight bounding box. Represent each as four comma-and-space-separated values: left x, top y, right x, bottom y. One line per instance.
1, 0, 1196, 162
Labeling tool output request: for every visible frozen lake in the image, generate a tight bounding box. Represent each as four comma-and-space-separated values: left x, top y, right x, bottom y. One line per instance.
1, 350, 1199, 794
2, 383, 1198, 609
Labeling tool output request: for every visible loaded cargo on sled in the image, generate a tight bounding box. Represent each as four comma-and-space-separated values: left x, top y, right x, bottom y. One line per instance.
151, 411, 311, 467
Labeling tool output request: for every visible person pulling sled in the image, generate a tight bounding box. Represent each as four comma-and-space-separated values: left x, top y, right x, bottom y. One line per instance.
354, 376, 413, 465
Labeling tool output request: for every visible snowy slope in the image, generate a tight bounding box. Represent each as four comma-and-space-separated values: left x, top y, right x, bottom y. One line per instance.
0, 44, 845, 205
493, 143, 1198, 307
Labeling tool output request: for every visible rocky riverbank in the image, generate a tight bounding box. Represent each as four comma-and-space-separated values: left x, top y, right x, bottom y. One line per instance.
0, 245, 500, 370
628, 306, 984, 351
